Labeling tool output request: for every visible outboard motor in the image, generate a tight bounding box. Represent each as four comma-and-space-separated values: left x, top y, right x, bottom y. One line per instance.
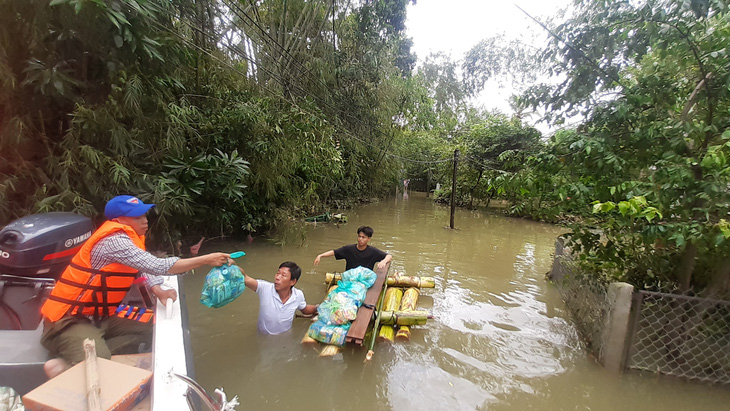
0, 212, 93, 330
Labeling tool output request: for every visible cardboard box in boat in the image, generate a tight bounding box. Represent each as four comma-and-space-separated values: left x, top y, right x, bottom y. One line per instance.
110, 353, 153, 372
22, 357, 152, 411
111, 354, 152, 411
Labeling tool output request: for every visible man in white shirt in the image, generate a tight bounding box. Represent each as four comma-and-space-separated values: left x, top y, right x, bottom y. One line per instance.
242, 261, 318, 335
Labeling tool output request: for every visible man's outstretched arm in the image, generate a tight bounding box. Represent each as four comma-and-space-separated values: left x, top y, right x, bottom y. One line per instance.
313, 250, 335, 266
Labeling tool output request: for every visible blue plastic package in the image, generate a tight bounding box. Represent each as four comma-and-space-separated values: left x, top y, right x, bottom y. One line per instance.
341, 266, 377, 288
200, 264, 246, 308
307, 320, 351, 346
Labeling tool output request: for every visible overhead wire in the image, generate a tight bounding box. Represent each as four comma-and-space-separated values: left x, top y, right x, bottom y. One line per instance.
160, 11, 354, 123
461, 155, 510, 174
147, 18, 362, 157
192, 6, 356, 113
233, 0, 333, 91
205, 0, 332, 108
219, 1, 442, 147
223, 0, 390, 141
215, 1, 307, 84
222, 1, 337, 100
513, 3, 628, 90
223, 2, 576, 170
163, 5, 454, 165
175, 14, 358, 134
148, 19, 294, 103
387, 153, 453, 164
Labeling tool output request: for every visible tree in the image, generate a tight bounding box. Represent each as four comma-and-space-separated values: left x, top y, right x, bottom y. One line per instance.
518, 0, 730, 294
460, 115, 542, 208
0, 0, 425, 248
462, 34, 542, 98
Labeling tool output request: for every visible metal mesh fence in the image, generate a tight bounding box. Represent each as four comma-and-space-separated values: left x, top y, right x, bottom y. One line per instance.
627, 291, 730, 384
549, 238, 610, 357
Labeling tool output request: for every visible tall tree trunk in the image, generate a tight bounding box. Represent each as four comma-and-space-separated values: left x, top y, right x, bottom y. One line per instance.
674, 73, 713, 294
703, 257, 730, 297
677, 243, 697, 293
468, 170, 483, 209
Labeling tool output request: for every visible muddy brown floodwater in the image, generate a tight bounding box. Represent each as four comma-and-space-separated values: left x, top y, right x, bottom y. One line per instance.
183, 193, 730, 410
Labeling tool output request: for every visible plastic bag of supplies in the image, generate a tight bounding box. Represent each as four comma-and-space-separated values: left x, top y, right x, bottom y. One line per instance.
341, 266, 377, 288
317, 291, 359, 325
200, 264, 246, 308
334, 280, 367, 302
307, 320, 351, 346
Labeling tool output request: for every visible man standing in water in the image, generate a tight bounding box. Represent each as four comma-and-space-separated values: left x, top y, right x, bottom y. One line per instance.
313, 226, 392, 271
242, 261, 318, 335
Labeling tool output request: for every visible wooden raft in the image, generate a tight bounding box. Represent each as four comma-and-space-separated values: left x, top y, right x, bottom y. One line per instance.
345, 262, 391, 345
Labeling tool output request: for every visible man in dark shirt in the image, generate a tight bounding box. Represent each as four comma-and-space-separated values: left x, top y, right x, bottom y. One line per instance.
313, 226, 392, 271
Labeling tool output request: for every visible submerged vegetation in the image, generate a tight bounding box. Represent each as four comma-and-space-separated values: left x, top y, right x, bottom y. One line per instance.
1, 0, 729, 295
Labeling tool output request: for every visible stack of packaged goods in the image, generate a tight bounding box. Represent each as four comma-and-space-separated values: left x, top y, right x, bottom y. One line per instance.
307, 267, 377, 346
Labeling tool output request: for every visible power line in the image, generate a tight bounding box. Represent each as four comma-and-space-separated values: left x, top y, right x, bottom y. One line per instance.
513, 3, 627, 90
151, 14, 452, 166
211, 5, 459, 166
462, 155, 509, 174
219, 1, 437, 149
174, 14, 536, 172
168, 4, 567, 174
212, 8, 358, 114
388, 153, 452, 164
222, 1, 386, 136
152, 19, 299, 102
233, 0, 332, 91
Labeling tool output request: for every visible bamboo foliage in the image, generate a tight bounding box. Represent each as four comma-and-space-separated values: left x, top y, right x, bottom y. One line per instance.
1, 0, 420, 248
240, 0, 334, 98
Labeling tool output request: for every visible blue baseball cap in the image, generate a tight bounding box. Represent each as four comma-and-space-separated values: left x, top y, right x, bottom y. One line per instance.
104, 195, 156, 219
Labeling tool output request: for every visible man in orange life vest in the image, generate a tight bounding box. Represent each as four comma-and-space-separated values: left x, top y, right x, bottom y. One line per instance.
40, 195, 232, 378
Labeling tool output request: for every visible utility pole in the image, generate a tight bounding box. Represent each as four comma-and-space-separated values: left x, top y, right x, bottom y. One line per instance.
450, 149, 459, 229
426, 166, 431, 198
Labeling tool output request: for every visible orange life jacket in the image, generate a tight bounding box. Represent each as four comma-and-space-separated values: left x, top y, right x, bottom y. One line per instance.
41, 220, 146, 322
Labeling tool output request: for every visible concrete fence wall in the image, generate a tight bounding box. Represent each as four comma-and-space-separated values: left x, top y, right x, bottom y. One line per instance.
551, 240, 730, 384
599, 282, 634, 372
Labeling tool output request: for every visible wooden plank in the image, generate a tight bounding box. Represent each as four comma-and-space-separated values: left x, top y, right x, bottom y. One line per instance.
345, 262, 390, 345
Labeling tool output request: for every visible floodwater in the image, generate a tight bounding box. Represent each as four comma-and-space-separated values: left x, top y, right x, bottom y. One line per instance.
183, 193, 730, 410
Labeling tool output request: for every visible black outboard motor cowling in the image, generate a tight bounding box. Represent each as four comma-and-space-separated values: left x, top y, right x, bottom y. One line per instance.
0, 212, 93, 279
0, 212, 93, 330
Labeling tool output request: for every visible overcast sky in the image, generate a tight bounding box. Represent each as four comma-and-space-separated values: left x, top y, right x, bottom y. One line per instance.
406, 0, 572, 124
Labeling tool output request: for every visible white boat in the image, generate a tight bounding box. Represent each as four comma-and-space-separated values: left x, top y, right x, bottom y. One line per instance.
0, 213, 232, 410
